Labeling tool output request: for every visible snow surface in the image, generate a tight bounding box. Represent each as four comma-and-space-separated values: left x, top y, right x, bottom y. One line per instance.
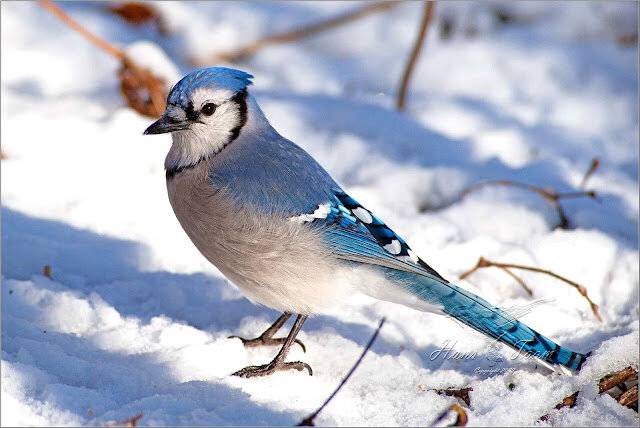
1, 1, 638, 426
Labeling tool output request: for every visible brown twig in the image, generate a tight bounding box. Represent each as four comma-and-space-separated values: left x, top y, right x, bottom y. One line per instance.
599, 366, 638, 393
617, 33, 639, 46
196, 1, 399, 66
42, 265, 52, 279
432, 387, 473, 407
106, 413, 143, 427
458, 180, 598, 229
539, 391, 579, 421
396, 1, 435, 111
599, 366, 638, 410
540, 366, 638, 421
459, 257, 602, 322
618, 385, 638, 408
498, 266, 533, 296
431, 403, 468, 427
580, 158, 600, 189
39, 0, 167, 118
39, 0, 125, 60
298, 318, 386, 426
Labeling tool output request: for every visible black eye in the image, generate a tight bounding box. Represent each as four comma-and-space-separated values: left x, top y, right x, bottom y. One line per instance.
201, 103, 217, 116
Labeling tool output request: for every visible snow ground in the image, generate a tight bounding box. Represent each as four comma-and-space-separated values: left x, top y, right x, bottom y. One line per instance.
1, 1, 638, 426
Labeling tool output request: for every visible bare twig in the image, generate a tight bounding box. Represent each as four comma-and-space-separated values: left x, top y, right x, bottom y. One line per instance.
106, 412, 143, 427
396, 1, 435, 111
618, 385, 638, 408
459, 257, 602, 322
39, 0, 167, 118
432, 387, 473, 406
42, 265, 52, 279
540, 366, 638, 421
617, 33, 639, 46
599, 366, 638, 393
498, 266, 533, 296
298, 318, 386, 426
197, 1, 399, 66
458, 180, 598, 229
39, 0, 125, 60
580, 158, 600, 189
599, 366, 638, 410
539, 391, 579, 421
431, 403, 468, 427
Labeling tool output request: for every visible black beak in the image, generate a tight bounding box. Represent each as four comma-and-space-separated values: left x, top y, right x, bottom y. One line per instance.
143, 114, 190, 135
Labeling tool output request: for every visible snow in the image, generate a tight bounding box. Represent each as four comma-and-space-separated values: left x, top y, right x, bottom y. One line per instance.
124, 41, 181, 86
1, 0, 638, 426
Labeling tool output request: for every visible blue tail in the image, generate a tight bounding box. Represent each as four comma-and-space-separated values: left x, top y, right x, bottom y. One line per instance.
386, 269, 588, 372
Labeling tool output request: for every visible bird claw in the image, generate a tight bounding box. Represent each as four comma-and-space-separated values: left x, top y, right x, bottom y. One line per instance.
232, 361, 313, 378
228, 335, 306, 353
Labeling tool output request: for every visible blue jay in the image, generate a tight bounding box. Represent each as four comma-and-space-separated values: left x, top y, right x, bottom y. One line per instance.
144, 67, 588, 378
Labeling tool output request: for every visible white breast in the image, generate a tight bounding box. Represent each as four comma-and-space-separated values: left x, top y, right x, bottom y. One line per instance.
166, 160, 350, 315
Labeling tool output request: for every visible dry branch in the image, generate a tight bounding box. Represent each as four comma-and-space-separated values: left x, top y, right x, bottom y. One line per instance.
105, 412, 143, 427
539, 391, 579, 421
42, 265, 52, 279
39, 0, 167, 118
458, 180, 597, 229
40, 0, 125, 60
396, 1, 435, 111
580, 158, 600, 189
618, 385, 638, 408
432, 387, 473, 406
431, 403, 468, 427
540, 366, 638, 421
617, 33, 639, 46
195, 1, 399, 65
459, 256, 602, 322
498, 266, 533, 296
599, 366, 638, 393
298, 318, 386, 426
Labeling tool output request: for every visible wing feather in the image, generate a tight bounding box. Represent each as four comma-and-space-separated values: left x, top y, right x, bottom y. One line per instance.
299, 191, 448, 282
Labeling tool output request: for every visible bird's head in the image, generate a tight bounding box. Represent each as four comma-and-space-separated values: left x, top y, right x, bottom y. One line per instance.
145, 67, 255, 169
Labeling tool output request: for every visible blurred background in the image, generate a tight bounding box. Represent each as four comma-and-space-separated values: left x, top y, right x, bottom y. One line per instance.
1, 1, 638, 426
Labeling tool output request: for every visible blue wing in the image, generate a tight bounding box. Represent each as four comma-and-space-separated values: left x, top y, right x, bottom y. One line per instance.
209, 136, 341, 216
302, 190, 447, 282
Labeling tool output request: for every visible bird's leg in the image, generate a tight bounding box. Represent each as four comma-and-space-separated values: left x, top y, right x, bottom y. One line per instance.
232, 314, 312, 378
228, 312, 306, 352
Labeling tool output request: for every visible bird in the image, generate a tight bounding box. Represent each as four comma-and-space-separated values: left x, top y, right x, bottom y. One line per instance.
144, 67, 588, 378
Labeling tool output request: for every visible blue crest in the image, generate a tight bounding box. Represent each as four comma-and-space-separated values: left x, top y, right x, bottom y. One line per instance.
167, 67, 254, 106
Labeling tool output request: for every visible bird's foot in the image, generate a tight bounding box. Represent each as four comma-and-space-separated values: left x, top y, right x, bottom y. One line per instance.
232, 360, 313, 378
228, 334, 306, 353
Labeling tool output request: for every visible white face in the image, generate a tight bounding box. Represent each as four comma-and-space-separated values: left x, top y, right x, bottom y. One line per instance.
184, 86, 246, 145
164, 86, 247, 172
